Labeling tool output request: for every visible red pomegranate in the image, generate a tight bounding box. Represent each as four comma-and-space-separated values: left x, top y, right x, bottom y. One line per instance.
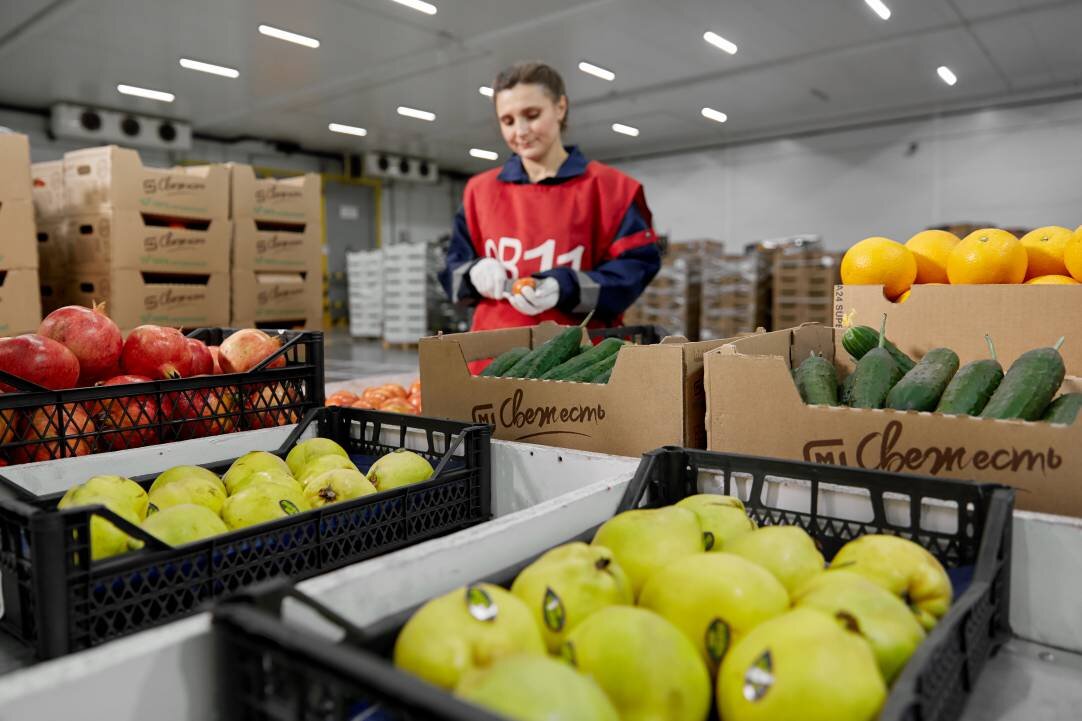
0, 334, 80, 392
121, 326, 192, 380
11, 404, 94, 463
208, 346, 223, 374
186, 338, 214, 376
91, 375, 160, 451
0, 406, 20, 444
218, 329, 286, 374
170, 386, 239, 440
37, 302, 123, 385
244, 383, 301, 430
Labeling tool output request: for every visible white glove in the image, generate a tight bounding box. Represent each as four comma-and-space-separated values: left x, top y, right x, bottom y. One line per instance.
469, 258, 510, 300
505, 277, 561, 316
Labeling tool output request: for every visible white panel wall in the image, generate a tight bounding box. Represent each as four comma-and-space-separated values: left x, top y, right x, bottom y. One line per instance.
615, 97, 1082, 250
380, 176, 465, 246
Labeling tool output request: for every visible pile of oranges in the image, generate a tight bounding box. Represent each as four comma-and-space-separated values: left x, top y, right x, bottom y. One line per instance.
325, 380, 422, 415
841, 225, 1082, 301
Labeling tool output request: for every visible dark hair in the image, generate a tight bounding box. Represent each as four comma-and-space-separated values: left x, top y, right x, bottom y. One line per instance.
493, 62, 568, 131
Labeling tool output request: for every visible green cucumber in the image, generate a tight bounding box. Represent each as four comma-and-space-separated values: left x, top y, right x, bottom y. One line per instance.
592, 367, 613, 384
842, 325, 916, 374
481, 347, 529, 377
794, 352, 839, 406
540, 338, 624, 380
935, 336, 1004, 416
506, 313, 595, 379
981, 337, 1066, 421
565, 352, 618, 383
846, 315, 903, 409
1042, 393, 1082, 425
841, 372, 857, 405
886, 348, 960, 411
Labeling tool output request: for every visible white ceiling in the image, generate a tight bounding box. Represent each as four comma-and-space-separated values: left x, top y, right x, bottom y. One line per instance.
1, 0, 1080, 173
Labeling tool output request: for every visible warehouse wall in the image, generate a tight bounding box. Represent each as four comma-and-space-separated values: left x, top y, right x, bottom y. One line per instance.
380, 177, 464, 247
614, 95, 1082, 250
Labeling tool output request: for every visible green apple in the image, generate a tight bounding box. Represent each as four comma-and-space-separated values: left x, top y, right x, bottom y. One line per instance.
286, 437, 350, 478
792, 570, 926, 683
60, 475, 149, 521
830, 534, 952, 630
591, 507, 703, 598
228, 469, 303, 496
367, 449, 434, 491
394, 583, 545, 691
149, 465, 225, 497
455, 654, 619, 721
676, 494, 756, 551
561, 606, 711, 721
221, 482, 311, 529
510, 542, 633, 652
222, 451, 291, 494
718, 608, 886, 721
147, 476, 226, 515
135, 504, 228, 548
724, 525, 824, 595
296, 454, 360, 485
302, 468, 376, 508
639, 552, 789, 673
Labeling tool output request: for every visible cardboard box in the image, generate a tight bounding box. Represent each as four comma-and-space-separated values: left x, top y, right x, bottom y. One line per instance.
232, 218, 320, 272
835, 284, 1082, 372
229, 164, 320, 224
0, 133, 32, 203
66, 210, 230, 274
0, 269, 42, 334
39, 270, 68, 315
70, 270, 229, 331
772, 249, 841, 329
35, 217, 68, 277
701, 252, 770, 340
30, 160, 65, 218
0, 200, 37, 270
420, 325, 738, 456
63, 146, 228, 219
705, 323, 1082, 517
231, 270, 322, 329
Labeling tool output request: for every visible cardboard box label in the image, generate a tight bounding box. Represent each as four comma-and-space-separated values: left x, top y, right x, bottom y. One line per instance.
230, 164, 320, 222
468, 387, 608, 442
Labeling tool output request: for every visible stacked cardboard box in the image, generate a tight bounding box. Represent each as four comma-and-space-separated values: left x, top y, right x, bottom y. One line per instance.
229, 165, 322, 329
624, 240, 711, 340
770, 246, 841, 330
700, 250, 770, 340
0, 133, 42, 334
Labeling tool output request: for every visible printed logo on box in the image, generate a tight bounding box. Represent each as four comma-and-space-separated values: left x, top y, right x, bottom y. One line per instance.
255, 186, 304, 204
141, 177, 208, 196
256, 235, 304, 254
257, 286, 306, 305
143, 231, 207, 252
144, 287, 208, 311
471, 388, 606, 441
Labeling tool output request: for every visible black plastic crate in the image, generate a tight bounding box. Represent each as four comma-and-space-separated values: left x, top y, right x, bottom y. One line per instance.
0, 406, 491, 660
0, 328, 325, 463
212, 446, 1013, 721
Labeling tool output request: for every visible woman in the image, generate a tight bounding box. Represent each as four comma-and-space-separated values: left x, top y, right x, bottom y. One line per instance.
439, 62, 660, 333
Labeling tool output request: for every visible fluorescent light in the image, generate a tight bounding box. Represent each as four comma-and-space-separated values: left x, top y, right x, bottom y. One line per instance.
701, 107, 728, 124
703, 31, 738, 55
179, 58, 239, 78
390, 0, 437, 14
611, 123, 639, 137
328, 123, 368, 137
937, 65, 958, 85
864, 0, 891, 20
116, 84, 175, 103
479, 85, 494, 98
578, 61, 615, 81
397, 106, 436, 121
258, 24, 320, 48
469, 148, 499, 161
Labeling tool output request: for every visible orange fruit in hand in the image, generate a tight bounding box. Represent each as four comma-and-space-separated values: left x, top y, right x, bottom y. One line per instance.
1025, 275, 1079, 285
1065, 227, 1082, 282
511, 277, 537, 295
905, 230, 959, 284
947, 229, 1027, 284
841, 237, 917, 299
1020, 226, 1073, 279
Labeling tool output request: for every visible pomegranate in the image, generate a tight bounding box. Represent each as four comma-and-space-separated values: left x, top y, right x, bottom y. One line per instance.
170, 386, 239, 439
0, 406, 20, 444
37, 302, 123, 385
0, 335, 80, 391
91, 375, 160, 451
11, 403, 94, 463
218, 329, 286, 374
208, 346, 223, 374
187, 339, 214, 376
121, 326, 192, 380
244, 384, 301, 429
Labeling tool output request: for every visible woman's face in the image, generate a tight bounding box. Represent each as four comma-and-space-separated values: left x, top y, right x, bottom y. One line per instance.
495, 83, 566, 161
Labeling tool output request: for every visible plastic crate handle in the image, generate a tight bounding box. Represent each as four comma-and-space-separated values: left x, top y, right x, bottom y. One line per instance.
250, 332, 306, 373
228, 577, 373, 646
0, 369, 50, 393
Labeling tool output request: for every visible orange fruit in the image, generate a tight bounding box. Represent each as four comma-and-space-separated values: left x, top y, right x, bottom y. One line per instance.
905, 230, 959, 284
1020, 226, 1073, 279
1065, 226, 1082, 282
895, 289, 911, 303
511, 277, 537, 295
841, 237, 917, 299
1025, 275, 1079, 285
946, 229, 1027, 284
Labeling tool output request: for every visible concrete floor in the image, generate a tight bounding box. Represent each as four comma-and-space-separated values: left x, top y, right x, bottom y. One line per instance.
322, 329, 419, 382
